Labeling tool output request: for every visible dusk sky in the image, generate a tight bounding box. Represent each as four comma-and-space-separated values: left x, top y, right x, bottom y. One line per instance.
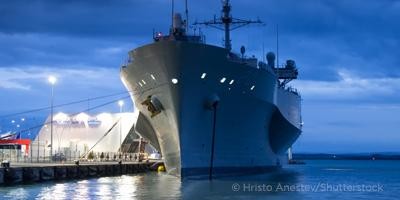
0, 0, 399, 153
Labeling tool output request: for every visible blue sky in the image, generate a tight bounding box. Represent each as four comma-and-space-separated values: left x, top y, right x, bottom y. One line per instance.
0, 0, 399, 153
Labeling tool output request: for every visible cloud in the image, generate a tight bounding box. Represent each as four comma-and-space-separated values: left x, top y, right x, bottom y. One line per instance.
1, 0, 400, 81
294, 101, 400, 153
0, 80, 31, 90
0, 66, 121, 90
0, 33, 138, 68
0, 65, 129, 115
0, 0, 171, 37
0, 67, 46, 90
292, 69, 400, 102
192, 0, 400, 79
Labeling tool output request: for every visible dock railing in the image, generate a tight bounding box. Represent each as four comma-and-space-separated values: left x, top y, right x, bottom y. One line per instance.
0, 148, 150, 164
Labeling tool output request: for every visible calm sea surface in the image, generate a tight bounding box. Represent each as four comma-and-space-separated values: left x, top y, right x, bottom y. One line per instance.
0, 160, 399, 200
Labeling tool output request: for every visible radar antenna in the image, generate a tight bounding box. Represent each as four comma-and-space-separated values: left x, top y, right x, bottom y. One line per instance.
193, 0, 263, 51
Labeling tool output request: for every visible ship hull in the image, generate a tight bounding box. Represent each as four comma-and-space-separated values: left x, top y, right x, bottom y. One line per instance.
121, 41, 301, 178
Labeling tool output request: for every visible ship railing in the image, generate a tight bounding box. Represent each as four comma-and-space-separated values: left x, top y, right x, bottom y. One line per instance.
228, 54, 279, 76
120, 56, 134, 71
154, 34, 205, 44
0, 150, 152, 164
228, 53, 258, 67
285, 86, 300, 96
257, 61, 276, 74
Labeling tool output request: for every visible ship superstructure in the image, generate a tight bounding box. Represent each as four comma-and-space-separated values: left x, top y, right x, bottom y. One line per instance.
120, 0, 302, 178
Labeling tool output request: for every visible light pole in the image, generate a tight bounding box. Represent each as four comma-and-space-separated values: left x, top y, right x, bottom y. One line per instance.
118, 100, 124, 157
48, 75, 57, 161
11, 120, 15, 132
20, 118, 24, 139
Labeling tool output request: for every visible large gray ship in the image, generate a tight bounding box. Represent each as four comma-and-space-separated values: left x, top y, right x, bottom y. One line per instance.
120, 0, 302, 178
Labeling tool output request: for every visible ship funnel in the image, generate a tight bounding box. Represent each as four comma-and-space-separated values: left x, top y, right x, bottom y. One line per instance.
266, 52, 276, 68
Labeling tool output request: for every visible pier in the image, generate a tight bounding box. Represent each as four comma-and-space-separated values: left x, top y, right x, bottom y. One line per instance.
0, 160, 163, 185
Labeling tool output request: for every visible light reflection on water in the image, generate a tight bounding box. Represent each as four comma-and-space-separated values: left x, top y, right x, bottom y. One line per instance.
14, 173, 182, 200
95, 178, 113, 200
74, 180, 89, 199
0, 161, 399, 200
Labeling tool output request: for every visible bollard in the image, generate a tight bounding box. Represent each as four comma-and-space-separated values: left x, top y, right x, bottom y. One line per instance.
1, 160, 10, 168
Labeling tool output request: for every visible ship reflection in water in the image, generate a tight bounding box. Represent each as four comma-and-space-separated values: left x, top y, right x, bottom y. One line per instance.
1, 160, 399, 200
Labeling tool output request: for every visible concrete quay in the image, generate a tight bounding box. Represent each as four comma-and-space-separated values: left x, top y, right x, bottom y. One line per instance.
0, 161, 162, 185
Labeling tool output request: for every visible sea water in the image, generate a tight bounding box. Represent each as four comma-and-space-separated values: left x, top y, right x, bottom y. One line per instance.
0, 160, 399, 200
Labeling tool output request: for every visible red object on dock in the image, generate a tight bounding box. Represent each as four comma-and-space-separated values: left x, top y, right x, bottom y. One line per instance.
0, 139, 31, 152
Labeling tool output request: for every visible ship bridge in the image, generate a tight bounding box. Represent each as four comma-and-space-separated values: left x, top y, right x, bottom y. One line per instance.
274, 60, 299, 86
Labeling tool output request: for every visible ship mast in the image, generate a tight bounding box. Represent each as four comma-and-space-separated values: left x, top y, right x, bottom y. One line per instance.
222, 1, 232, 51
194, 0, 263, 51
185, 0, 189, 32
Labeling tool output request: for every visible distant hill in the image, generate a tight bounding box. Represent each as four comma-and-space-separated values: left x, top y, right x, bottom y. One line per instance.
293, 153, 400, 160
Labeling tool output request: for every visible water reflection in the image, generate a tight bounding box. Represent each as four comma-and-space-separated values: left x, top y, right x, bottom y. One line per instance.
2, 171, 298, 200
73, 180, 89, 199
52, 183, 67, 199
115, 175, 138, 199
180, 169, 302, 199
1, 161, 398, 200
0, 171, 299, 200
96, 177, 113, 200
2, 188, 29, 200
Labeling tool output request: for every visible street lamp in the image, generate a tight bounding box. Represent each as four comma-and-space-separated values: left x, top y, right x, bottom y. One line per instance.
118, 100, 124, 157
48, 75, 57, 161
10, 120, 15, 136
19, 118, 24, 138
118, 100, 124, 108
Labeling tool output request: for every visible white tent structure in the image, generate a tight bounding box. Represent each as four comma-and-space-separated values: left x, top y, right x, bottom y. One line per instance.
30, 111, 141, 160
